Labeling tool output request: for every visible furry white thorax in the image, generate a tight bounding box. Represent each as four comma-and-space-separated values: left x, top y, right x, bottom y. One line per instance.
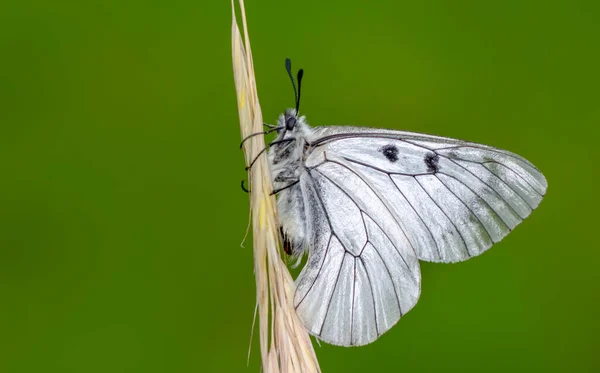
267, 109, 316, 258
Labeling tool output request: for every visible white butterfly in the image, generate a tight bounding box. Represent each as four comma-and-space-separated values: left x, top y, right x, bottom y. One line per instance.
259, 59, 547, 346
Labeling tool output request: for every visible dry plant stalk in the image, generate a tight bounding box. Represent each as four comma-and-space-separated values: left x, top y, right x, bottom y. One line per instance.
231, 1, 321, 372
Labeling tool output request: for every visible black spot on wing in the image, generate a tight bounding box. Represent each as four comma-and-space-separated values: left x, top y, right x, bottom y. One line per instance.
379, 144, 399, 163
424, 153, 439, 173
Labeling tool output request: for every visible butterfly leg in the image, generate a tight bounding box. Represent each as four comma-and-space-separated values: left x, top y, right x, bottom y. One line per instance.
242, 175, 297, 195
240, 179, 250, 193
239, 126, 284, 149
245, 138, 295, 171
271, 176, 300, 195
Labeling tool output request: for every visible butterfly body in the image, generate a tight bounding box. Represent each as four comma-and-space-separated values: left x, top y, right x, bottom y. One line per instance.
266, 107, 547, 346
268, 109, 314, 255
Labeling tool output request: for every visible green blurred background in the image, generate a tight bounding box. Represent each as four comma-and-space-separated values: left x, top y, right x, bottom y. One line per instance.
0, 0, 598, 372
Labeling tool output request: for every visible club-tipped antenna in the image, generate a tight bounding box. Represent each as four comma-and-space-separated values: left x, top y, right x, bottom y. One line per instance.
285, 58, 303, 114
296, 69, 304, 113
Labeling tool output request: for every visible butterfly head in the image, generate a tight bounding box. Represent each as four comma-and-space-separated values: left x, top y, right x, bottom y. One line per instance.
274, 59, 310, 138
279, 108, 310, 135
284, 108, 298, 131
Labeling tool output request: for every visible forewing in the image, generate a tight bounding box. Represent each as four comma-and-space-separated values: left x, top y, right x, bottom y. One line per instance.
293, 160, 421, 346
306, 126, 547, 262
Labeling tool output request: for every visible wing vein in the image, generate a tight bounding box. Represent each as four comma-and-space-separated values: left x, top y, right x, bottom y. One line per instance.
305, 168, 360, 256
362, 211, 411, 271
350, 258, 357, 345
401, 141, 538, 170
367, 234, 404, 316
483, 161, 544, 198
358, 256, 379, 337
314, 159, 418, 261
294, 235, 333, 310
340, 156, 433, 177
413, 176, 471, 257
434, 174, 495, 243
388, 175, 442, 260
438, 171, 512, 231
450, 158, 534, 210
445, 158, 525, 220
317, 253, 347, 337
295, 172, 346, 309
313, 168, 412, 272
311, 132, 539, 172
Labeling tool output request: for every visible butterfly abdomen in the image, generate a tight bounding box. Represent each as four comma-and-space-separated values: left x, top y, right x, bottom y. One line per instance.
276, 184, 307, 256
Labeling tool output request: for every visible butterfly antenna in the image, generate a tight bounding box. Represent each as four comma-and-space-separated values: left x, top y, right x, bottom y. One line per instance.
296, 69, 304, 114
285, 58, 299, 112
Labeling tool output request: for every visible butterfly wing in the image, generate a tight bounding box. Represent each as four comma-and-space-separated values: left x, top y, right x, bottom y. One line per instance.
294, 126, 546, 346
294, 155, 421, 346
306, 126, 547, 262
